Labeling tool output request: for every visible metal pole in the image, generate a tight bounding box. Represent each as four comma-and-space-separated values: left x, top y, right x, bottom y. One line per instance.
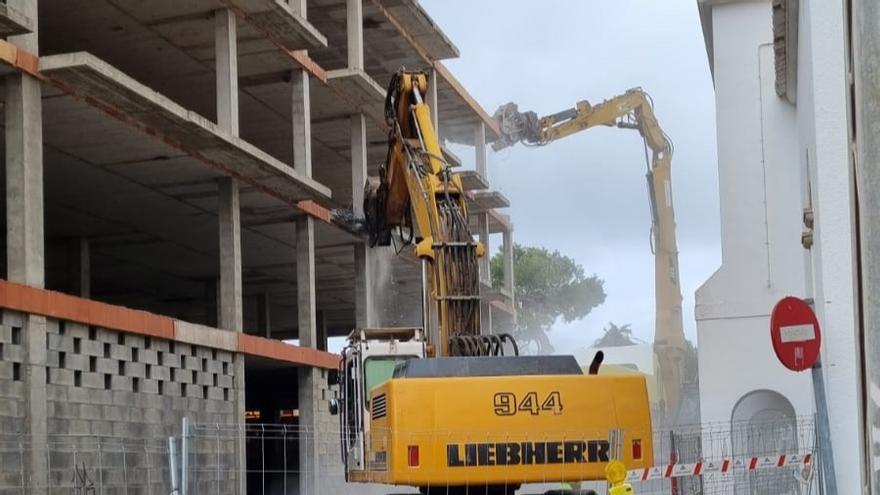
812, 358, 838, 494
181, 418, 189, 495
168, 437, 179, 495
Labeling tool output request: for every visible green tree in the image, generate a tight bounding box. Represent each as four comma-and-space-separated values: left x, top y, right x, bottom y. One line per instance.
490, 244, 606, 354
593, 322, 641, 347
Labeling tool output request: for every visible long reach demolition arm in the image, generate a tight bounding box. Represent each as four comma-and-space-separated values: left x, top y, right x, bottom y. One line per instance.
493, 88, 688, 422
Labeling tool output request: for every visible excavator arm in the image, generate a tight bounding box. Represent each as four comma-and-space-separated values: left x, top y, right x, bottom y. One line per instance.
494, 88, 687, 422
354, 69, 516, 357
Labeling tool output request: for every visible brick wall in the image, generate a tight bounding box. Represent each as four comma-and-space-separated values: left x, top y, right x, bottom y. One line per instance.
0, 309, 242, 494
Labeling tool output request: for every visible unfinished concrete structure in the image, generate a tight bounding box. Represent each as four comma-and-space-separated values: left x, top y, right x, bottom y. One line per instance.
0, 0, 515, 492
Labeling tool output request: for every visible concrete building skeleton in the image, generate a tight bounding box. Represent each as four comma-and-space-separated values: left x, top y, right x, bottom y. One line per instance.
0, 0, 517, 492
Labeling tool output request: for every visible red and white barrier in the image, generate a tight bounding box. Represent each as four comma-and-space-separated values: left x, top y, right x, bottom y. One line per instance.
626, 452, 813, 482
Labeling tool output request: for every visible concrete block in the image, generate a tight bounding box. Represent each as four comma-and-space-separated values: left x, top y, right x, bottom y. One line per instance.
183, 356, 201, 371
0, 415, 23, 434
96, 327, 118, 343
1, 311, 24, 328
91, 420, 113, 437
207, 387, 225, 401
111, 376, 132, 393
195, 371, 213, 386
47, 332, 73, 352
217, 375, 233, 389
164, 382, 181, 398
217, 350, 234, 363
0, 363, 14, 380
45, 319, 61, 335
139, 349, 159, 365
101, 404, 128, 422
151, 339, 170, 352
0, 397, 19, 417
172, 396, 190, 410
47, 418, 69, 435
65, 386, 104, 405
48, 369, 75, 386
46, 383, 68, 402
66, 322, 89, 339
3, 344, 24, 362
141, 378, 159, 395
79, 371, 104, 389
206, 359, 224, 374
175, 321, 237, 352
79, 339, 104, 356
126, 334, 145, 348
128, 406, 144, 423
126, 362, 146, 378
65, 353, 87, 371
95, 357, 117, 375
110, 344, 132, 362
162, 351, 180, 368
151, 366, 170, 382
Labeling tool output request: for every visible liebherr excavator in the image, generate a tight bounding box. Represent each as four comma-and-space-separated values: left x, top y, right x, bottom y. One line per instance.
492, 89, 689, 424
330, 70, 652, 495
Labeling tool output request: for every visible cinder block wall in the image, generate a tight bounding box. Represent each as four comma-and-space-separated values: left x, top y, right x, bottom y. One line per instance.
0, 309, 241, 494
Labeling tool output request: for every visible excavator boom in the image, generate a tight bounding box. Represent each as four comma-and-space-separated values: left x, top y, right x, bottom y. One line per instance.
493, 88, 688, 422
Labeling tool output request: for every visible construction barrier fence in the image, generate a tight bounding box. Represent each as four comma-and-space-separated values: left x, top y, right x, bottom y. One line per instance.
0, 415, 817, 495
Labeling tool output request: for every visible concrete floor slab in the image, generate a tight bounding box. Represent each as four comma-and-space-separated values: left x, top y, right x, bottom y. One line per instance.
325, 68, 386, 126
466, 190, 511, 213
40, 52, 332, 205
457, 170, 489, 191
374, 0, 459, 60
0, 3, 34, 37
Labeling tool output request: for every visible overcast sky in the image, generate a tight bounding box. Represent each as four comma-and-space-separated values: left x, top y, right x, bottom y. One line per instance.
421, 0, 720, 350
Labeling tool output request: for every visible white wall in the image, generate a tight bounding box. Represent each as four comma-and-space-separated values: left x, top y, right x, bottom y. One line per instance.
696, 0, 813, 428
697, 0, 863, 491
795, 0, 863, 490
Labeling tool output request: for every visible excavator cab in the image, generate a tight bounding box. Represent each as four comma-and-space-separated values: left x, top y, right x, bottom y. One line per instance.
335, 328, 427, 476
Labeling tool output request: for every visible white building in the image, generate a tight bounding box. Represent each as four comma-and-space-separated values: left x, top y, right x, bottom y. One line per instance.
696, 0, 862, 492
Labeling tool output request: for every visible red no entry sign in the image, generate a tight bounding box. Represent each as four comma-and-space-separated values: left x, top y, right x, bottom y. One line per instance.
770, 296, 821, 371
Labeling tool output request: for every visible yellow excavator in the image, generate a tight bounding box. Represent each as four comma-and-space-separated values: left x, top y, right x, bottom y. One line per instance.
330, 70, 652, 495
492, 89, 689, 424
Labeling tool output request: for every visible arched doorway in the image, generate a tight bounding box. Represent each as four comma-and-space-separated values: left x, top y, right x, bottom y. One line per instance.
731, 390, 799, 494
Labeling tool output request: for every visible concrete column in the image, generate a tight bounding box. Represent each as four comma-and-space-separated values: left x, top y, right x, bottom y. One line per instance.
351, 113, 376, 328
297, 218, 317, 348
6, 1, 47, 492
475, 123, 487, 181
6, 42, 43, 287
351, 114, 367, 216
204, 279, 219, 327
354, 247, 376, 328
214, 14, 246, 494
296, 216, 320, 494
428, 68, 439, 132
256, 293, 271, 338
503, 228, 515, 299
480, 301, 493, 335
291, 70, 311, 176
316, 310, 327, 351
218, 185, 243, 331
215, 9, 238, 135
477, 214, 490, 283
66, 237, 90, 297
346, 0, 363, 70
